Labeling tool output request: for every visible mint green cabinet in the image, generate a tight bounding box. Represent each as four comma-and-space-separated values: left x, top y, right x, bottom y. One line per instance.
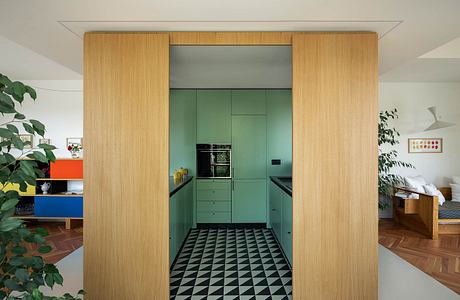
169, 181, 193, 266
282, 192, 292, 264
269, 181, 282, 236
267, 90, 292, 177
196, 179, 231, 223
170, 90, 197, 176
269, 180, 292, 265
231, 90, 266, 115
232, 115, 267, 179
169, 193, 177, 264
197, 90, 231, 144
232, 179, 267, 223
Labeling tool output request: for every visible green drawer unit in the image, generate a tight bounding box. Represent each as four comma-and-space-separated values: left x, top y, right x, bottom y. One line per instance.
196, 179, 231, 223
197, 212, 232, 223
196, 179, 231, 190
197, 200, 231, 212
197, 189, 231, 201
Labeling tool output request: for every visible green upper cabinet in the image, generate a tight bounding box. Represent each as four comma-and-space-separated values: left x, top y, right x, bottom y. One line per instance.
231, 90, 266, 115
232, 115, 267, 179
267, 90, 292, 177
197, 90, 231, 144
170, 90, 197, 175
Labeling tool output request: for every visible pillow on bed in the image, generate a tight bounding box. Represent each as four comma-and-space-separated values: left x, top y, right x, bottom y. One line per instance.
451, 183, 460, 202
405, 176, 426, 193
452, 176, 460, 184
423, 184, 446, 206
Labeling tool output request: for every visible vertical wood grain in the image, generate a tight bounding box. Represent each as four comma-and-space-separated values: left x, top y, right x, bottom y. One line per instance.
83, 33, 169, 299
292, 33, 378, 299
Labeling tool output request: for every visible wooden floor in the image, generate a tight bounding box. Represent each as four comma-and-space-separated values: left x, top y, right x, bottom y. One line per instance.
24, 221, 83, 264
379, 219, 460, 295
19, 220, 460, 294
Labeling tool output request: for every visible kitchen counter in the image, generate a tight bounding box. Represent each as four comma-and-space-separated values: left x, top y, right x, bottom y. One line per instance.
170, 176, 193, 197
270, 176, 292, 196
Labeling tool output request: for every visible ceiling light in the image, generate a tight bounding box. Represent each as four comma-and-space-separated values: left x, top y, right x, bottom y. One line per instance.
424, 106, 455, 131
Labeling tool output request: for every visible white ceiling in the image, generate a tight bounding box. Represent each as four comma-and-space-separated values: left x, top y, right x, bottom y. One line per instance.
1, 0, 460, 82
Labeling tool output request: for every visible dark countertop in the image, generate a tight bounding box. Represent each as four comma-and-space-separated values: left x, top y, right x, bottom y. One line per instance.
270, 176, 292, 196
170, 176, 193, 197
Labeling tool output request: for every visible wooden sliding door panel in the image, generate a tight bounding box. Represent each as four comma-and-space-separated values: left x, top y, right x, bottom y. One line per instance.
292, 33, 378, 299
83, 33, 169, 299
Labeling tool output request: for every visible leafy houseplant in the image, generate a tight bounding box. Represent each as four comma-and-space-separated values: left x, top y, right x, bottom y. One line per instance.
0, 74, 83, 299
378, 109, 414, 210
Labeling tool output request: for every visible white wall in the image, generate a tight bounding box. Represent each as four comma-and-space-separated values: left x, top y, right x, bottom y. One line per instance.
380, 82, 460, 187
0, 80, 83, 158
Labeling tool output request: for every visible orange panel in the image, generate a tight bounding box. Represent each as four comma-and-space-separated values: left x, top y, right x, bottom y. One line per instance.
50, 160, 83, 179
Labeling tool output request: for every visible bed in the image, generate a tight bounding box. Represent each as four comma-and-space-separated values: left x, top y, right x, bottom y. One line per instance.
392, 186, 460, 239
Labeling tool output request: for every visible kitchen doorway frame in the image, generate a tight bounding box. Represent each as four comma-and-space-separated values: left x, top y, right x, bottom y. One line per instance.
84, 31, 378, 299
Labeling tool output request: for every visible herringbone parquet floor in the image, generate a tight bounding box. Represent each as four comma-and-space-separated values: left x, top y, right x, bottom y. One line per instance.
379, 219, 460, 294
24, 221, 83, 264
17, 220, 460, 295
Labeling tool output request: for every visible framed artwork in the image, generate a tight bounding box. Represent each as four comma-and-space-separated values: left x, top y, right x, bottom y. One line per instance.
19, 134, 34, 149
66, 137, 83, 148
1, 135, 34, 149
408, 138, 442, 153
39, 138, 51, 145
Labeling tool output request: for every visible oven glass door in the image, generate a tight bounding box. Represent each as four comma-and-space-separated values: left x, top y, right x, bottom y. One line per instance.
212, 165, 231, 178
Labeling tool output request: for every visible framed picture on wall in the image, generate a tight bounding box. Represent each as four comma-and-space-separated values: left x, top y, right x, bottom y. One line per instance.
14, 134, 34, 149
408, 138, 442, 153
66, 137, 83, 149
39, 138, 51, 145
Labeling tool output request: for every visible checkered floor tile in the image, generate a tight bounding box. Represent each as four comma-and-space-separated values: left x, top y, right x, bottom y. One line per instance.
170, 228, 292, 299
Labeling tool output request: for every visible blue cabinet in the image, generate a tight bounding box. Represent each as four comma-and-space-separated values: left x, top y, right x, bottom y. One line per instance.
34, 196, 83, 218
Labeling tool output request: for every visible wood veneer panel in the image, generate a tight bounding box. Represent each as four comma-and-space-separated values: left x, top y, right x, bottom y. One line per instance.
292, 33, 378, 299
169, 31, 293, 45
83, 33, 169, 299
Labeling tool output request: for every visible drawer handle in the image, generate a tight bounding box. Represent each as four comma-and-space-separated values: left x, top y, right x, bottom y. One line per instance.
287, 232, 291, 235
271, 209, 276, 211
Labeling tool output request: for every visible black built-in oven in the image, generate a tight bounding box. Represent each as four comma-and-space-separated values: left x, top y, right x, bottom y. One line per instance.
196, 144, 231, 178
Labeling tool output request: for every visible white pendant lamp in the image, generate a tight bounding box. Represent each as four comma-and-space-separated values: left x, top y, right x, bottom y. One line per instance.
424, 106, 456, 131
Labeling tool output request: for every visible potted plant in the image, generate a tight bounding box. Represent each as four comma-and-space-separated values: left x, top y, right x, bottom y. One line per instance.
378, 109, 414, 212
0, 73, 84, 299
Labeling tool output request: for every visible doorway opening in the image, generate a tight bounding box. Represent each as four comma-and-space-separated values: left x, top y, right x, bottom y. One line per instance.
168, 45, 293, 298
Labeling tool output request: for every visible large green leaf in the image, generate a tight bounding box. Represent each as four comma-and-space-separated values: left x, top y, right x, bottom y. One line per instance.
0, 217, 22, 231
6, 124, 19, 134
15, 268, 30, 282
0, 92, 15, 113
32, 151, 48, 163
1, 198, 19, 211
30, 120, 45, 137
0, 128, 13, 138
23, 123, 35, 135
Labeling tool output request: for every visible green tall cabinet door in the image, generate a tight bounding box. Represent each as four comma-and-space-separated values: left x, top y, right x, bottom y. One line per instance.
232, 115, 267, 223
232, 90, 266, 115
197, 90, 231, 144
232, 115, 267, 179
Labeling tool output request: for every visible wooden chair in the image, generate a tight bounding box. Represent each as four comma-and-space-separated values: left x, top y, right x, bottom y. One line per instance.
392, 186, 460, 239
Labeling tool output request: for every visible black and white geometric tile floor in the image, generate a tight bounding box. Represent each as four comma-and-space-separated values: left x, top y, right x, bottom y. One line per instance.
170, 228, 292, 300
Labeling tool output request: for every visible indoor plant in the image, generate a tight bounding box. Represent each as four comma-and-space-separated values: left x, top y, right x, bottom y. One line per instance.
378, 109, 414, 210
0, 74, 83, 299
